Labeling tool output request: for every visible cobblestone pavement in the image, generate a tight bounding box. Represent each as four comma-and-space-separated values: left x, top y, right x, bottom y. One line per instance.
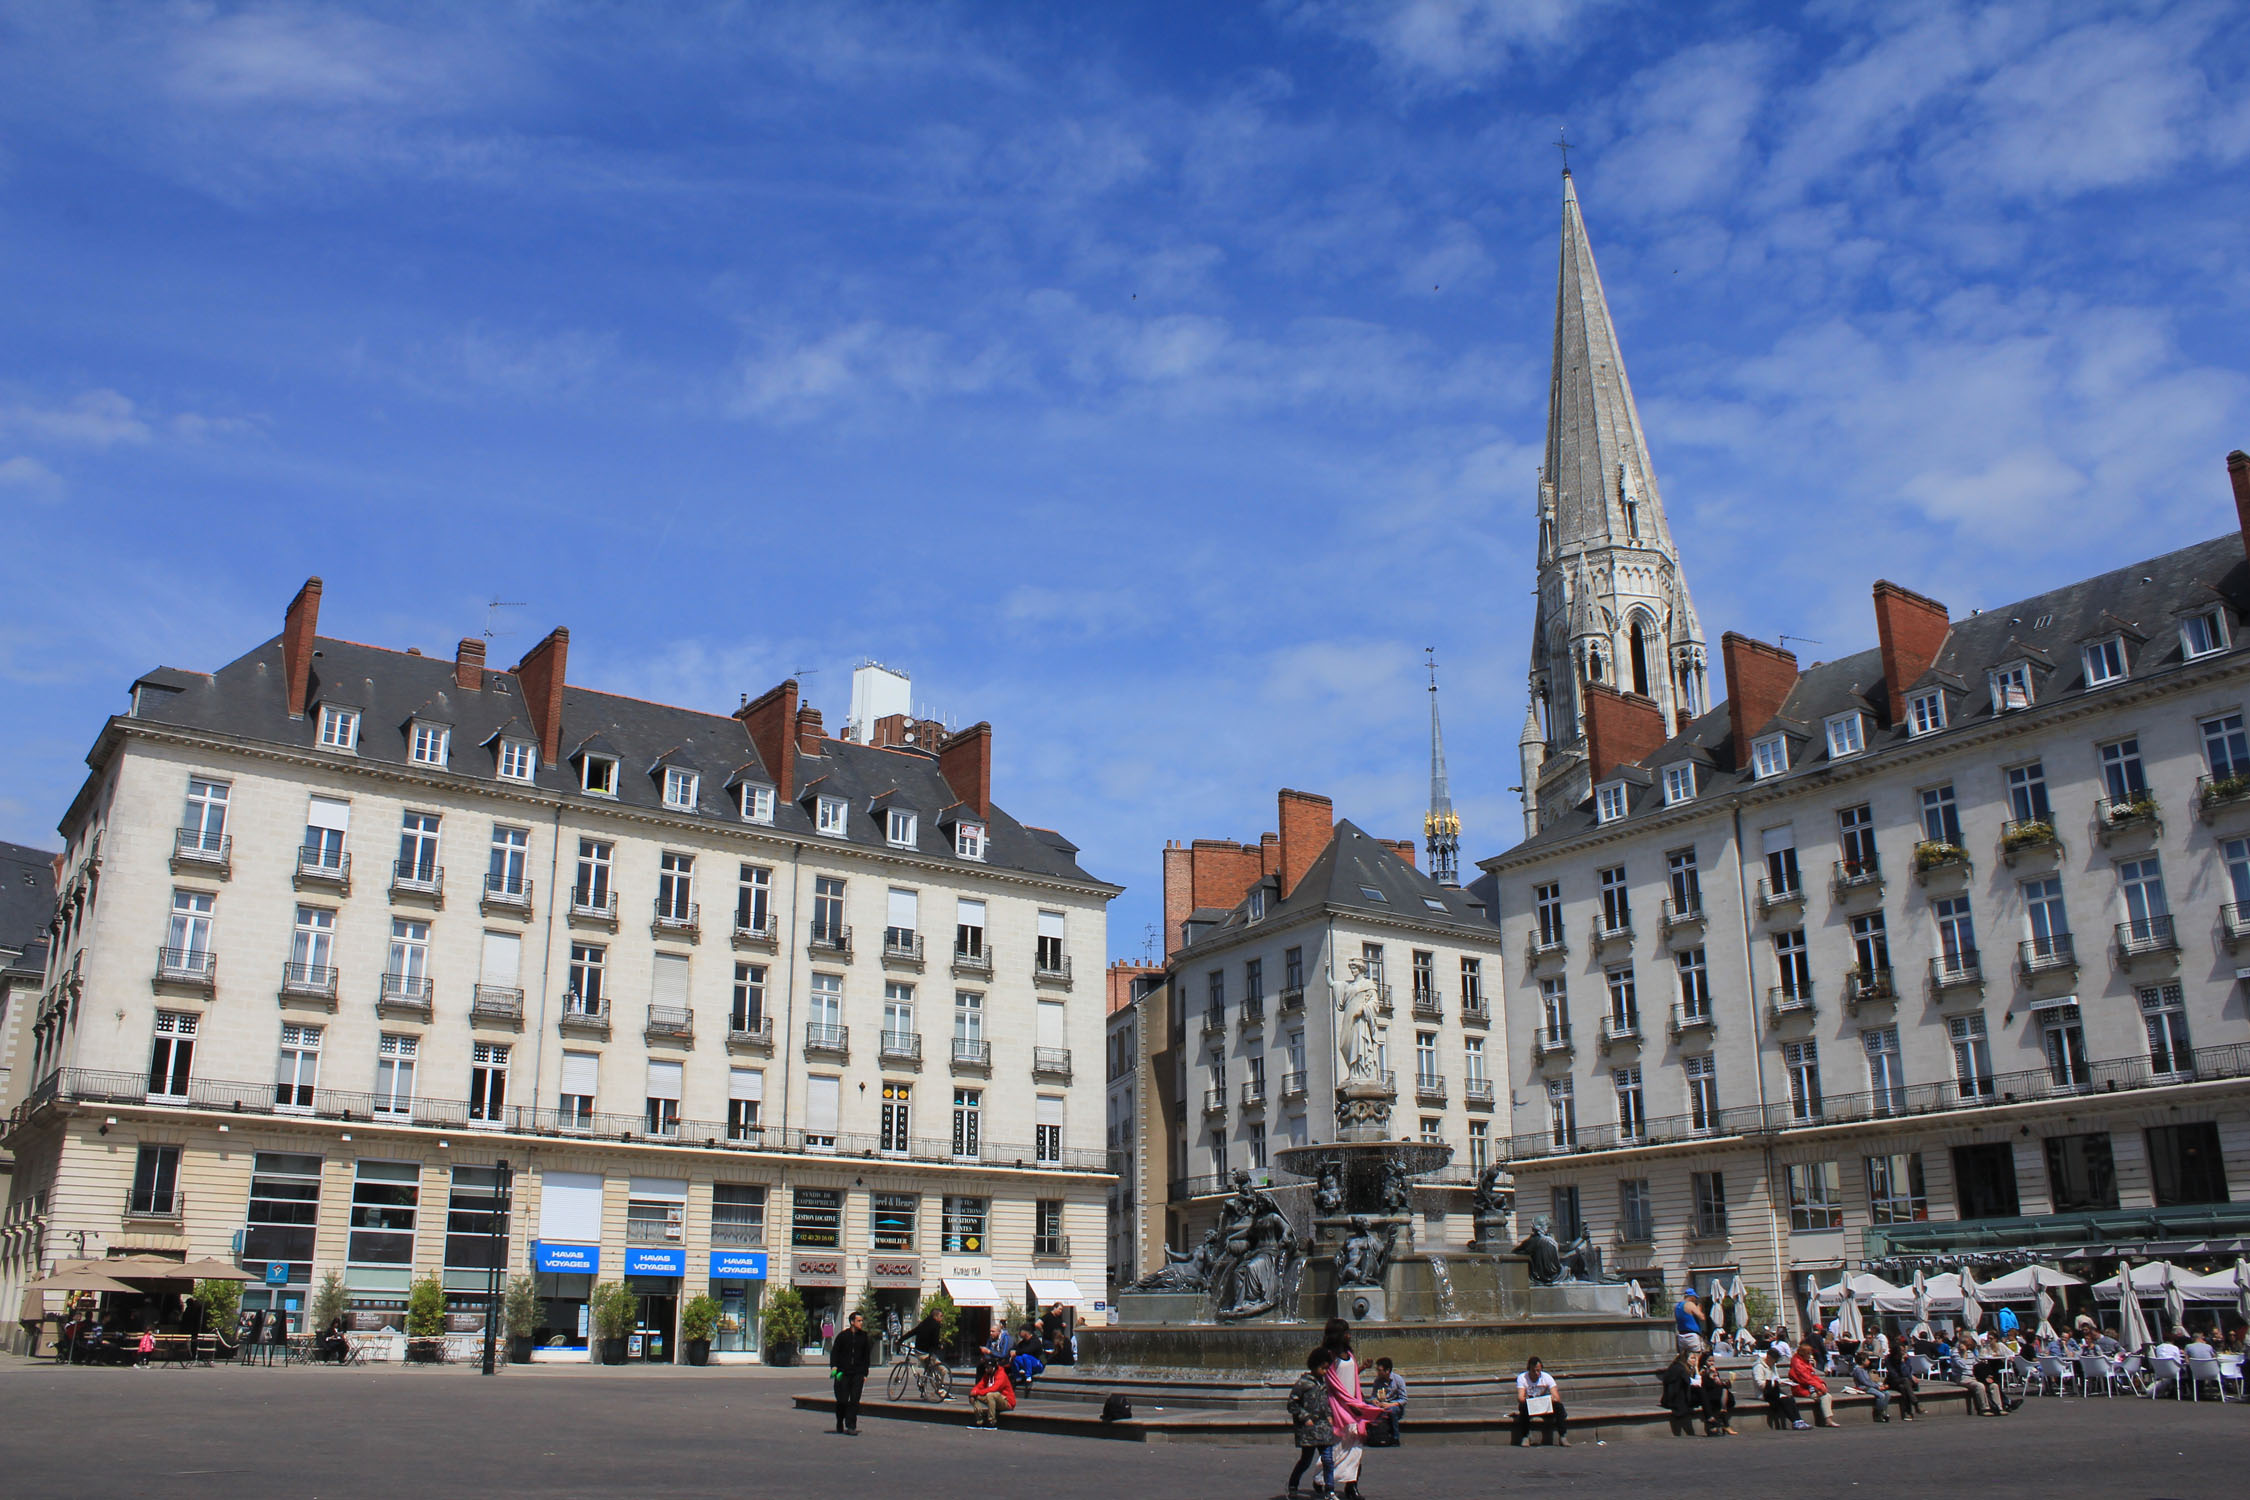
0, 1362, 2232, 1500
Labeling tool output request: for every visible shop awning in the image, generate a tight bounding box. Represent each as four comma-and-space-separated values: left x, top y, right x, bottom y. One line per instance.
942, 1277, 1002, 1308
1025, 1279, 1084, 1306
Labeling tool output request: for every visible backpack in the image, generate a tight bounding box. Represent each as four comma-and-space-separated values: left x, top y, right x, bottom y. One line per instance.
1995, 1307, 2019, 1334
1101, 1392, 1132, 1423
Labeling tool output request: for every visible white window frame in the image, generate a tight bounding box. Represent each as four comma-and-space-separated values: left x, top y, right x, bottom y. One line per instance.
663, 766, 700, 810
886, 809, 918, 848
740, 783, 774, 824
1662, 763, 1695, 806
581, 755, 618, 797
497, 739, 536, 781
1988, 662, 2033, 713
955, 821, 986, 861
1908, 689, 1946, 736
816, 796, 849, 835
2181, 607, 2229, 661
318, 705, 360, 751
409, 722, 450, 767
1594, 781, 1628, 824
1824, 713, 1865, 759
2083, 636, 2127, 687
1751, 734, 1789, 779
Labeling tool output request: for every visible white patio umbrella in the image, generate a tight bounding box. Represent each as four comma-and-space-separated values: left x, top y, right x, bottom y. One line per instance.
1958, 1267, 1984, 1332
2235, 1259, 2250, 1327
1980, 1264, 2083, 1300
1721, 1275, 1750, 1339
1626, 1279, 1648, 1320
1816, 1271, 1899, 1304
2114, 1262, 2154, 1354
1837, 1285, 1865, 1343
2034, 1286, 2059, 1340
2158, 1262, 2186, 1336
1909, 1269, 1933, 1339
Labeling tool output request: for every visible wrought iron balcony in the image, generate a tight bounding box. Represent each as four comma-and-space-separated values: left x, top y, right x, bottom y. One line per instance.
1412, 991, 1442, 1020
1842, 967, 1896, 1014
1913, 841, 1973, 884
1463, 1079, 1495, 1108
809, 923, 854, 957
390, 860, 445, 905
569, 887, 620, 928
1524, 931, 1569, 967
2220, 903, 2250, 954
481, 872, 533, 915
470, 985, 524, 1027
1202, 1087, 1229, 1116
2017, 934, 2078, 977
1279, 985, 1306, 1012
646, 1004, 695, 1042
1668, 1003, 1716, 1038
378, 970, 433, 1018
1999, 820, 2062, 865
880, 1030, 923, 1062
1034, 952, 1075, 988
803, 1022, 849, 1057
1415, 1074, 1447, 1105
1034, 1047, 1073, 1080
171, 827, 231, 876
124, 1188, 184, 1220
1239, 1079, 1267, 1109
727, 1014, 773, 1047
1531, 1024, 1573, 1060
730, 911, 776, 948
950, 943, 991, 976
881, 929, 926, 967
2094, 793, 2161, 845
1238, 997, 1265, 1030
1599, 1013, 1641, 1050
1756, 877, 1805, 913
294, 845, 352, 892
1765, 985, 1817, 1026
951, 1037, 992, 1069
558, 991, 611, 1035
1034, 1235, 1070, 1259
1460, 995, 1490, 1025
280, 961, 339, 1003
1928, 951, 1984, 993
652, 901, 701, 942
1590, 915, 1634, 949
1831, 857, 1883, 899
2114, 915, 2179, 964
155, 945, 216, 989
1280, 1070, 1308, 1100
1201, 1008, 1225, 1035
1659, 896, 1704, 935
2198, 773, 2250, 823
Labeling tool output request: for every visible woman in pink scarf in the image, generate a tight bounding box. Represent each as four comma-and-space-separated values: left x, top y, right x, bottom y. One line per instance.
1321, 1318, 1385, 1500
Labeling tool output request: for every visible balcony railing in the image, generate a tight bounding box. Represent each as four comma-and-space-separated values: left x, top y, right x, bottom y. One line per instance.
1599, 1013, 1641, 1050
1414, 1074, 1447, 1105
2018, 934, 2078, 977
652, 901, 701, 941
1463, 1079, 1495, 1108
951, 1037, 991, 1068
470, 985, 524, 1027
1842, 967, 1895, 1014
1279, 985, 1306, 1012
646, 1005, 695, 1042
1501, 1101, 1768, 1161
1201, 1008, 1225, 1036
2000, 820, 2062, 865
1202, 1087, 1228, 1116
1659, 896, 1703, 934
626, 1219, 681, 1245
1034, 953, 1074, 988
1531, 1024, 1573, 1060
378, 970, 433, 1017
2115, 915, 2179, 963
1280, 1070, 1308, 1100
280, 962, 339, 1002
2197, 773, 2250, 822
882, 930, 926, 966
727, 1014, 773, 1047
1034, 1236, 1070, 1259
950, 943, 990, 975
18, 1067, 1134, 1170
568, 887, 620, 928
155, 945, 216, 989
2095, 793, 2161, 844
1590, 915, 1633, 949
558, 992, 611, 1034
1412, 991, 1442, 1020
172, 827, 232, 875
1033, 1047, 1073, 1080
880, 1030, 922, 1062
1668, 1003, 1716, 1038
124, 1189, 184, 1220
1238, 997, 1266, 1029
1240, 1079, 1267, 1109
1831, 857, 1883, 898
1524, 931, 1569, 966
709, 1220, 764, 1247
390, 860, 444, 904
294, 845, 352, 892
1765, 986, 1816, 1025
730, 911, 776, 947
482, 873, 533, 913
1928, 952, 1984, 993
2220, 904, 2250, 954
1756, 878, 1805, 913
1460, 996, 1490, 1025
804, 1022, 848, 1057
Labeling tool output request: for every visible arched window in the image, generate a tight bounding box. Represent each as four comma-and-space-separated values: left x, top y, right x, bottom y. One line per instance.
1629, 616, 1655, 698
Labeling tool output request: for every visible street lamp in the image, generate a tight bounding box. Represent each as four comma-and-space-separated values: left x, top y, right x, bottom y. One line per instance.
480, 1158, 515, 1376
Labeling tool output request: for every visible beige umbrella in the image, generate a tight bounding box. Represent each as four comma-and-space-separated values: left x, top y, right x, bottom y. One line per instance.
1838, 1285, 1865, 1342
174, 1259, 259, 1282
1626, 1279, 1649, 1320
2034, 1285, 2059, 1340
2235, 1259, 2250, 1328
2157, 1263, 2186, 1336
99, 1254, 196, 1278
26, 1267, 141, 1295
1909, 1270, 1933, 1339
1958, 1267, 1984, 1332
2115, 1262, 2154, 1354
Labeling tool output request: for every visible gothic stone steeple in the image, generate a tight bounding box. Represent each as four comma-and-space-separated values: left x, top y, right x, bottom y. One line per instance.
1424, 650, 1460, 887
1523, 169, 1707, 837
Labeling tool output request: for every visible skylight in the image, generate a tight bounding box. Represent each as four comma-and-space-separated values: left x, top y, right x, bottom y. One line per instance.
1359, 886, 1388, 903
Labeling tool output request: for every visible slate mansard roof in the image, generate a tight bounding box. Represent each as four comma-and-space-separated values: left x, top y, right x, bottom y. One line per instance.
115, 634, 1111, 890
0, 839, 58, 969
1177, 821, 1499, 962
1503, 532, 2250, 858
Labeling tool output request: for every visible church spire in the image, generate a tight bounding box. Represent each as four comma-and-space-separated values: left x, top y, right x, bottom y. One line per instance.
1423, 648, 1460, 887
1522, 169, 1707, 837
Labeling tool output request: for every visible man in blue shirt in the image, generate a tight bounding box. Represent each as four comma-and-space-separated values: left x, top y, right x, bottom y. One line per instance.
1674, 1292, 1707, 1353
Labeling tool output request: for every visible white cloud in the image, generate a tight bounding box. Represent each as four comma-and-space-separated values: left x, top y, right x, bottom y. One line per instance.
0, 389, 152, 447
166, 5, 479, 110
0, 455, 64, 503
1285, 0, 1618, 88
730, 320, 1022, 422
1599, 38, 1778, 218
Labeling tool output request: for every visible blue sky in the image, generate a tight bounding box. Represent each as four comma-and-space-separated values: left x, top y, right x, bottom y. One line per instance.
3, 1, 2248, 961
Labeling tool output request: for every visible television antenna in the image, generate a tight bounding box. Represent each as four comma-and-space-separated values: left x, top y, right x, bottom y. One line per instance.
484, 600, 527, 640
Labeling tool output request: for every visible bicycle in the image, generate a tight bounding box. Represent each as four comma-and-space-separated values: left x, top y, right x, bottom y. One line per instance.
887, 1350, 952, 1403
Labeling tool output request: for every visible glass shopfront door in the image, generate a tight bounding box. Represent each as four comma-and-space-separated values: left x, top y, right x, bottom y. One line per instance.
626, 1277, 678, 1363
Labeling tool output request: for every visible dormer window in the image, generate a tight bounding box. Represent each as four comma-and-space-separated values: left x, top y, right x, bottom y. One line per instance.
2182, 607, 2229, 660
1595, 781, 1629, 823
319, 705, 360, 751
816, 796, 849, 835
1908, 689, 1946, 736
955, 821, 986, 861
1989, 663, 2033, 713
497, 739, 536, 781
739, 784, 774, 824
1248, 888, 1267, 921
663, 767, 700, 810
1662, 764, 1696, 806
1751, 734, 1789, 780
1825, 713, 1866, 759
409, 722, 450, 767
886, 809, 918, 848
2084, 636, 2127, 687
581, 756, 618, 797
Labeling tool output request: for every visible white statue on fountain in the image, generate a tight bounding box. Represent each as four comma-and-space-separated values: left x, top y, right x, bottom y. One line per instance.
1334, 957, 1388, 1087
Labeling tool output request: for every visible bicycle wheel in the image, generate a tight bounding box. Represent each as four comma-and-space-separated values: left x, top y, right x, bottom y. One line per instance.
928, 1364, 952, 1402
887, 1360, 911, 1401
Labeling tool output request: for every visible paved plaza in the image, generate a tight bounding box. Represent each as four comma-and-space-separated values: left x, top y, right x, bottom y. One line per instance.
0, 1359, 2237, 1500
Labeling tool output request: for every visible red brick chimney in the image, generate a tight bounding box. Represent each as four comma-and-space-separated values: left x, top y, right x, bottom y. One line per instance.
281, 577, 322, 719
1583, 682, 1667, 783
796, 705, 826, 756
512, 627, 569, 767
2228, 450, 2250, 564
1277, 788, 1334, 900
735, 680, 799, 803
1721, 632, 1799, 766
1384, 838, 1418, 868
1871, 580, 1950, 724
454, 637, 486, 692
1161, 841, 1194, 958
939, 721, 993, 819
1259, 831, 1280, 878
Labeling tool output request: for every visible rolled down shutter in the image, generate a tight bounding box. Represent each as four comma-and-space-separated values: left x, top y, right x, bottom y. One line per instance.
1037, 910, 1065, 941
307, 796, 350, 832
1037, 1096, 1063, 1129
888, 888, 918, 929
957, 898, 985, 926
646, 1060, 683, 1101
1037, 999, 1065, 1049
806, 1075, 839, 1135
628, 1175, 688, 1202
1762, 825, 1796, 855
481, 931, 521, 987
729, 1067, 763, 1103
539, 1170, 603, 1242
653, 952, 689, 1006
561, 1051, 599, 1098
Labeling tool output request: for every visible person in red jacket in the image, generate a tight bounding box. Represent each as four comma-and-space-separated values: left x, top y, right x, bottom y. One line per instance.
968, 1352, 1016, 1428
1789, 1341, 1835, 1427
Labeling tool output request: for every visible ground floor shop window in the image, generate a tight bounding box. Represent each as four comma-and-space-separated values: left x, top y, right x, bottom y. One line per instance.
798, 1289, 843, 1355
2043, 1132, 2118, 1213
535, 1272, 592, 1350
712, 1281, 764, 1354
1950, 1142, 2019, 1219
2146, 1121, 2228, 1205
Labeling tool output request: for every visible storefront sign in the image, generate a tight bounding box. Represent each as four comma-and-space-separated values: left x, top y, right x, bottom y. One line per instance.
792, 1254, 847, 1287
264, 1263, 289, 1286
624, 1246, 687, 1276
534, 1241, 601, 1274
710, 1250, 768, 1281
866, 1256, 921, 1287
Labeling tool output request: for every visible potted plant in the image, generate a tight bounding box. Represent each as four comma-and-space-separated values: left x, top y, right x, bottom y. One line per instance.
2002, 818, 2056, 852
310, 1270, 347, 1334
191, 1277, 243, 1339
505, 1274, 542, 1364
680, 1293, 722, 1367
591, 1281, 636, 1365
2207, 773, 2250, 807
405, 1275, 447, 1362
762, 1285, 806, 1367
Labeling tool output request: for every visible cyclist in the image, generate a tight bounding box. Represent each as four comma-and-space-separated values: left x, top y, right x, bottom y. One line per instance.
906, 1310, 947, 1382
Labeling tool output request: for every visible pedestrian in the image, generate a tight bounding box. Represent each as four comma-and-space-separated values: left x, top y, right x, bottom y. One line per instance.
1366, 1356, 1406, 1446
1659, 1349, 1698, 1437
1511, 1355, 1568, 1447
1320, 1318, 1386, 1500
1790, 1341, 1835, 1427
829, 1311, 872, 1436
967, 1352, 1016, 1428
1885, 1348, 1921, 1421
1287, 1347, 1338, 1499
1674, 1291, 1708, 1353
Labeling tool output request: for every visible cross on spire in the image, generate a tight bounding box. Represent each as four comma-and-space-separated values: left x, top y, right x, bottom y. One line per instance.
1556, 126, 1572, 175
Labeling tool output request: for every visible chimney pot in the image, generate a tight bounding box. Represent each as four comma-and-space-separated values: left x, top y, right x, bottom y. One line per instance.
796, 705, 826, 755
1870, 581, 1950, 725
1720, 632, 1800, 769
454, 637, 487, 693
736, 680, 800, 803
511, 627, 570, 767
2227, 450, 2250, 566
282, 577, 323, 719
1276, 788, 1334, 901
1582, 683, 1667, 784
938, 721, 994, 819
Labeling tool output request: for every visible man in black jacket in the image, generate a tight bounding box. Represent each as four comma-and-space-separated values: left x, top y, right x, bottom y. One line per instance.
830, 1311, 873, 1435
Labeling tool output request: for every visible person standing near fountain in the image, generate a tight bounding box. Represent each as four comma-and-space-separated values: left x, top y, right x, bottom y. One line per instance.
1320, 1318, 1385, 1500
1286, 1347, 1338, 1499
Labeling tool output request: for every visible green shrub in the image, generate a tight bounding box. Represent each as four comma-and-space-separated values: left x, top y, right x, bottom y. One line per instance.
504, 1275, 542, 1339
590, 1281, 637, 1341
192, 1278, 243, 1331
310, 1270, 347, 1332
918, 1287, 959, 1352
405, 1276, 448, 1339
680, 1294, 723, 1342
763, 1285, 807, 1347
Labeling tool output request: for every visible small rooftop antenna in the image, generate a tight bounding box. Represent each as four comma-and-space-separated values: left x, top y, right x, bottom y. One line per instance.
483, 600, 526, 640
1142, 923, 1158, 966
1777, 634, 1823, 651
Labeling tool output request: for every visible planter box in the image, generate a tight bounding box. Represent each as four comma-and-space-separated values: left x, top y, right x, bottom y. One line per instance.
684, 1339, 711, 1367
